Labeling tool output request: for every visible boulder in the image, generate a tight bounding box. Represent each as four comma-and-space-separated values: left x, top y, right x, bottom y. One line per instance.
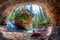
14, 9, 34, 30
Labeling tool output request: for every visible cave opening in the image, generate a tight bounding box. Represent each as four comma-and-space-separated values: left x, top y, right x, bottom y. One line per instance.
6, 4, 52, 33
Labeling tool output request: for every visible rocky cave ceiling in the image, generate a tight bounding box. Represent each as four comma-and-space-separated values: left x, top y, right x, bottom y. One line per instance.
0, 0, 60, 27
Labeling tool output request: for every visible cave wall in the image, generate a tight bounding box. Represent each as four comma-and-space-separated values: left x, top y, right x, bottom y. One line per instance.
45, 1, 60, 27
0, 0, 60, 27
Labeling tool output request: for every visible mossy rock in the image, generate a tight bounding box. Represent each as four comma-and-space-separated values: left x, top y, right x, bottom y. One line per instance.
14, 9, 34, 30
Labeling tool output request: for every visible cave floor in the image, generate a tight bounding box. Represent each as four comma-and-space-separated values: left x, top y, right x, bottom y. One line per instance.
0, 22, 53, 40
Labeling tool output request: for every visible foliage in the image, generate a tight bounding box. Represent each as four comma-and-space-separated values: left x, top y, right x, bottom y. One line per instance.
32, 6, 51, 28
15, 13, 29, 20
8, 5, 51, 29
32, 14, 51, 28
8, 9, 20, 21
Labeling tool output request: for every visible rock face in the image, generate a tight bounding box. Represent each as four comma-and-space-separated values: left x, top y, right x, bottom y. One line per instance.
0, 0, 60, 27
0, 0, 60, 40
14, 9, 34, 30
